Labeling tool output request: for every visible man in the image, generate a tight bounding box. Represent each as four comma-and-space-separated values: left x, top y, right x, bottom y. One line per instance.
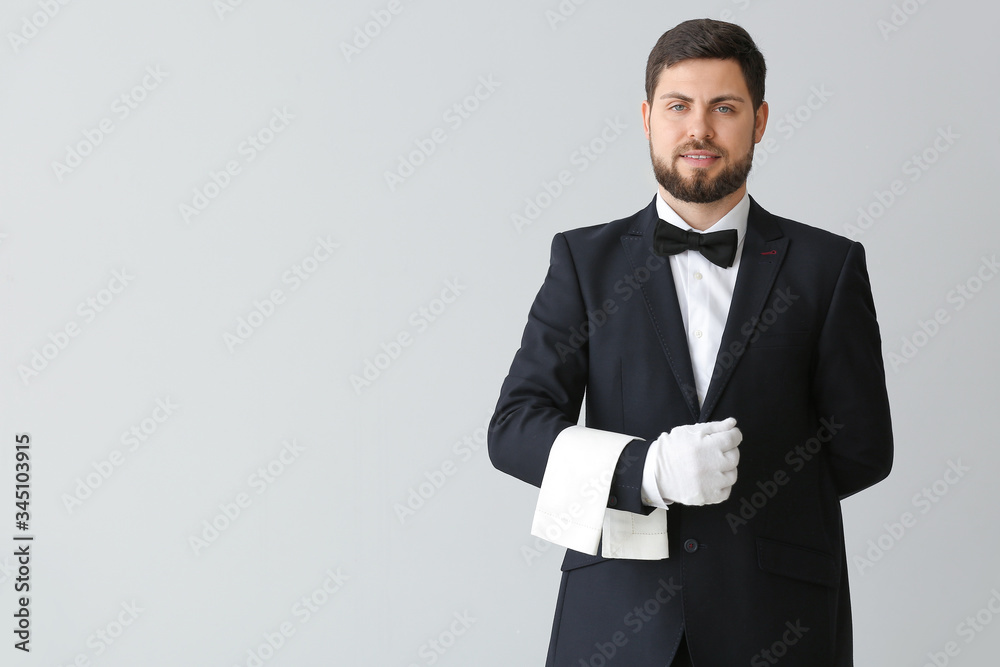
488, 18, 893, 667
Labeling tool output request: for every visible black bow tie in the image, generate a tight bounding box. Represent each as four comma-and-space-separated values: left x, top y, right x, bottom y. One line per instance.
653, 219, 739, 268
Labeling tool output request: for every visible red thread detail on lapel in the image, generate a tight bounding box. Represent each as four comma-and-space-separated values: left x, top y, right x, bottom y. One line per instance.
760, 250, 777, 255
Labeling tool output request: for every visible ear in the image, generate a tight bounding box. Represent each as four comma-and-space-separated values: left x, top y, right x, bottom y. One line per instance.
641, 99, 652, 140
753, 101, 769, 144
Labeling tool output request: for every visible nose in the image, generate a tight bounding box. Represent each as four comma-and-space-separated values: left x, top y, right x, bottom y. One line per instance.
686, 108, 713, 141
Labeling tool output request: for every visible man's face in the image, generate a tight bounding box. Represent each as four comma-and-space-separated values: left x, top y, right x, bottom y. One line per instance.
641, 58, 768, 204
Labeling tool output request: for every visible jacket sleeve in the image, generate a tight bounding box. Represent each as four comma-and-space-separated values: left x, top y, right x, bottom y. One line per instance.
811, 241, 894, 499
488, 232, 654, 515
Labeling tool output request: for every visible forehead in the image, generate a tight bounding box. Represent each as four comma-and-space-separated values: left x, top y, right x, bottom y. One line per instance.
653, 58, 749, 99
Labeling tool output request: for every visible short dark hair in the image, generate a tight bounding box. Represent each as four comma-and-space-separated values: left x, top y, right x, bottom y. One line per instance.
645, 19, 766, 111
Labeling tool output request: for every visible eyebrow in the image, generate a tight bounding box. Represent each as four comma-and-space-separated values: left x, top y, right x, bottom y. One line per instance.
659, 92, 747, 105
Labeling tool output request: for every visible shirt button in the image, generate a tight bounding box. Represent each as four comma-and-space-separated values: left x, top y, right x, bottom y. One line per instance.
684, 539, 699, 553
694, 330, 703, 339
693, 271, 703, 280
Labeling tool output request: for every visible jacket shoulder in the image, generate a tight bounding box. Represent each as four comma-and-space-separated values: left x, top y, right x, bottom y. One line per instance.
753, 201, 860, 268
556, 203, 650, 251
772, 214, 854, 248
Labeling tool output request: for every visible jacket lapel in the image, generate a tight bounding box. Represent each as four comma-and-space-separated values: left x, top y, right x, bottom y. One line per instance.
621, 197, 700, 421
699, 197, 788, 421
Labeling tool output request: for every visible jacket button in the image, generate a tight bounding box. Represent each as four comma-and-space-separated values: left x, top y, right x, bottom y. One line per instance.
683, 539, 699, 553
608, 494, 618, 507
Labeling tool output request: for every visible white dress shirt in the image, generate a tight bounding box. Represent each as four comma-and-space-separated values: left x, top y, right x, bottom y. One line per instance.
654, 190, 750, 406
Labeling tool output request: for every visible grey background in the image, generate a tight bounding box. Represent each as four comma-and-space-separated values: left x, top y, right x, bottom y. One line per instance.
1, 0, 997, 664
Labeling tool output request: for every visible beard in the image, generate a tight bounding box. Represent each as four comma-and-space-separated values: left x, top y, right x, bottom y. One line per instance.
650, 136, 755, 204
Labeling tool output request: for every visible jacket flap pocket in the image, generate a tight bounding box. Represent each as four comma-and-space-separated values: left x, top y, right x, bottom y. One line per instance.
560, 547, 606, 572
757, 537, 838, 588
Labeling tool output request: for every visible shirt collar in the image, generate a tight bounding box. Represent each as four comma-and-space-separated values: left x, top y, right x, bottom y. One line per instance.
655, 190, 750, 248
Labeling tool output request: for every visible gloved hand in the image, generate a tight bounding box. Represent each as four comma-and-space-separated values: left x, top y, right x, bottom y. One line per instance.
641, 418, 742, 507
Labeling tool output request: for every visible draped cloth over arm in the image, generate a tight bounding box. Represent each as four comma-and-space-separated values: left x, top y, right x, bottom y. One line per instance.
532, 425, 669, 560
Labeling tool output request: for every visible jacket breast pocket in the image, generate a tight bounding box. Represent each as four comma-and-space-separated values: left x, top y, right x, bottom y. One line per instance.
756, 537, 838, 588
749, 330, 810, 349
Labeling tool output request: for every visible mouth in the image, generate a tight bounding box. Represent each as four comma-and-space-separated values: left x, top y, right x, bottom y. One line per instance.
678, 151, 721, 168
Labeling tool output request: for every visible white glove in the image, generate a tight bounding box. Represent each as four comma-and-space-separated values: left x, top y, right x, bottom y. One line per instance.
641, 418, 742, 507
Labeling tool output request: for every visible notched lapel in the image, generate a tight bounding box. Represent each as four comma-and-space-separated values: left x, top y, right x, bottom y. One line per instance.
700, 198, 789, 421
621, 200, 700, 420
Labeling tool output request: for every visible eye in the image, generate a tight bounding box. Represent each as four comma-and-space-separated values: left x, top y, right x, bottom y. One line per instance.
669, 104, 686, 112
716, 106, 733, 114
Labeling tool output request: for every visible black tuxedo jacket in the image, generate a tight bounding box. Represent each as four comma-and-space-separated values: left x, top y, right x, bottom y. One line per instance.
489, 196, 893, 666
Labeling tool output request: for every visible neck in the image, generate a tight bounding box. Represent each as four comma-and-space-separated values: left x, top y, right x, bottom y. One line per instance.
660, 184, 747, 231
